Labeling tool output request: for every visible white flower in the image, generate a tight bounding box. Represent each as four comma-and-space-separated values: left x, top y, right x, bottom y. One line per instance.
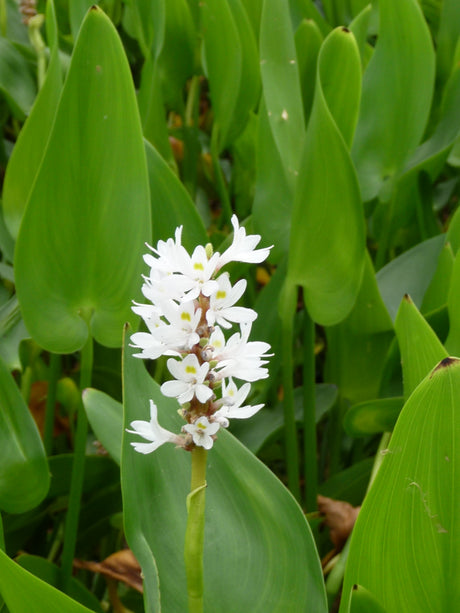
213, 379, 264, 427
126, 400, 181, 454
179, 245, 220, 301
210, 323, 272, 382
183, 416, 220, 450
152, 300, 201, 350
206, 273, 257, 329
216, 215, 272, 270
161, 354, 213, 404
143, 226, 188, 275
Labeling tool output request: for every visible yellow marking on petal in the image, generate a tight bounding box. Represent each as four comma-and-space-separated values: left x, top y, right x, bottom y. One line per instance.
197, 422, 207, 430
216, 290, 226, 299
181, 312, 191, 321
185, 366, 197, 374
194, 262, 204, 271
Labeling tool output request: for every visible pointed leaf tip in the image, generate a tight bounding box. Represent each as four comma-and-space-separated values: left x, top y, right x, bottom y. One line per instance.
432, 356, 460, 374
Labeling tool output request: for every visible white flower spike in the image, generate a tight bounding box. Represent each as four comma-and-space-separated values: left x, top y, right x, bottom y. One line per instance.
128, 215, 272, 454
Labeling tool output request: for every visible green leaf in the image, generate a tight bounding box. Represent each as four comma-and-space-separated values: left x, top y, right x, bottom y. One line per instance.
0, 355, 49, 514
201, 0, 259, 151
382, 59, 460, 241
445, 248, 460, 354
122, 328, 327, 612
16, 555, 104, 612
260, 0, 305, 179
137, 56, 175, 167
234, 383, 338, 454
156, 0, 195, 111
288, 27, 365, 326
14, 7, 151, 353
347, 585, 388, 613
352, 0, 435, 201
436, 0, 460, 87
83, 388, 123, 464
0, 549, 93, 613
145, 140, 208, 250
376, 235, 445, 322
252, 97, 293, 261
395, 294, 448, 398
341, 357, 460, 612
3, 0, 62, 238
319, 458, 373, 506
295, 18, 323, 124
0, 38, 37, 119
325, 253, 394, 405
348, 4, 373, 69
343, 397, 404, 437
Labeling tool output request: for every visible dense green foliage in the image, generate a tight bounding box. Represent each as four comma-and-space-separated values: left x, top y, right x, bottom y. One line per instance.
0, 0, 459, 611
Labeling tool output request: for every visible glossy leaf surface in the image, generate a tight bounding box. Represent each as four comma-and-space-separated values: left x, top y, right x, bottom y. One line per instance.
289, 27, 364, 325
352, 0, 435, 201
14, 7, 151, 353
260, 0, 305, 180
341, 357, 460, 612
122, 329, 327, 612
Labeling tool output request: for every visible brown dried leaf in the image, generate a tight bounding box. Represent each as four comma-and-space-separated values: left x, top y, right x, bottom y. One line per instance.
74, 549, 143, 593
317, 494, 360, 550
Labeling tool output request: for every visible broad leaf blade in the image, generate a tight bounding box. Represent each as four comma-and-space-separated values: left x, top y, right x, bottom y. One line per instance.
145, 140, 208, 250
122, 329, 327, 612
288, 27, 365, 325
0, 549, 92, 613
351, 0, 435, 201
14, 7, 151, 353
260, 0, 305, 180
0, 355, 49, 514
341, 357, 460, 612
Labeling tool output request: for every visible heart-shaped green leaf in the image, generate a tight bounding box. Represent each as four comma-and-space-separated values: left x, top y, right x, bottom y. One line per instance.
121, 328, 327, 612
0, 355, 49, 513
14, 6, 151, 353
341, 357, 460, 612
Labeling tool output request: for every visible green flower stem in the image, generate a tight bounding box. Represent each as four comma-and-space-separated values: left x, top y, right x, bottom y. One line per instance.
280, 281, 300, 501
61, 336, 93, 590
43, 353, 61, 456
302, 311, 317, 511
210, 129, 232, 227
184, 446, 208, 613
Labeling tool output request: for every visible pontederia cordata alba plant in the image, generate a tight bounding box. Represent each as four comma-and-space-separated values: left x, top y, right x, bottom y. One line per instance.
127, 215, 272, 611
